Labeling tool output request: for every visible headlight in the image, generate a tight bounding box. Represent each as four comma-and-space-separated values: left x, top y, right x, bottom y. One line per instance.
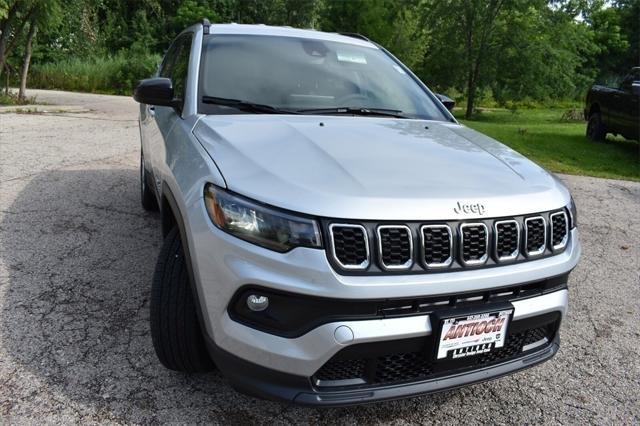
204, 184, 322, 252
567, 197, 577, 229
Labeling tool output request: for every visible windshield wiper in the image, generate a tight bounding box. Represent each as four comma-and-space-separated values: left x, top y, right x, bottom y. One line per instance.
298, 107, 409, 118
202, 96, 299, 114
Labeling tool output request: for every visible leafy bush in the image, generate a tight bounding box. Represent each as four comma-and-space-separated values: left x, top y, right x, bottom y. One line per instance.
0, 91, 37, 106
27, 52, 160, 95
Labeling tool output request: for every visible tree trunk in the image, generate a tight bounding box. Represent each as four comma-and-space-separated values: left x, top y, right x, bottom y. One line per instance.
19, 22, 38, 101
465, 72, 476, 119
462, 2, 476, 119
4, 64, 9, 95
463, 0, 504, 119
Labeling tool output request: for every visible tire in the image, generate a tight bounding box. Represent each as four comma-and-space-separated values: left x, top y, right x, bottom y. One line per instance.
150, 227, 214, 372
586, 112, 607, 141
140, 151, 158, 211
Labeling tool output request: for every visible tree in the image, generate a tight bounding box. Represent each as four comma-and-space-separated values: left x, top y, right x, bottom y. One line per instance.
18, 19, 36, 99
586, 0, 639, 82
615, 0, 640, 69
491, 2, 597, 103
0, 0, 61, 96
420, 0, 605, 113
1, 0, 633, 106
18, 1, 61, 99
0, 2, 22, 75
420, 0, 514, 118
318, 0, 426, 70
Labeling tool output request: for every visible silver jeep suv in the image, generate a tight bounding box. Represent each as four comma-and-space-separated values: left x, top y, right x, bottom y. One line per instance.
134, 21, 581, 406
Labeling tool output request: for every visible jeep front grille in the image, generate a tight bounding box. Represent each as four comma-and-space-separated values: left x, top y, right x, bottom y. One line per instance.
328, 224, 369, 270
376, 226, 413, 270
460, 223, 488, 265
421, 225, 452, 268
325, 209, 569, 274
525, 217, 546, 256
495, 220, 520, 261
550, 211, 568, 250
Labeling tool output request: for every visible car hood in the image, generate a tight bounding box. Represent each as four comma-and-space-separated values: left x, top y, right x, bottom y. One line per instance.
193, 115, 569, 220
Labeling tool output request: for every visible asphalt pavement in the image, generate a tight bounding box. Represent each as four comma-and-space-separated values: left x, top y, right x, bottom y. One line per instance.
0, 90, 638, 424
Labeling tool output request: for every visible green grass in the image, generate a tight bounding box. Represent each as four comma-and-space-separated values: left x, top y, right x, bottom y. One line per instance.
26, 53, 160, 96
0, 91, 36, 106
456, 108, 639, 182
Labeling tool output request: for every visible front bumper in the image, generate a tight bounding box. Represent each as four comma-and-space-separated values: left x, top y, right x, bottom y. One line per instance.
185, 198, 578, 403
216, 289, 567, 377
208, 329, 560, 407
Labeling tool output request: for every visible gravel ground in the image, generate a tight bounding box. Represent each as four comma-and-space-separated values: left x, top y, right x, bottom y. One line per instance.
0, 90, 638, 424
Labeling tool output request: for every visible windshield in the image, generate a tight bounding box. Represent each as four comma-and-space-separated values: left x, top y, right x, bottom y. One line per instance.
198, 34, 448, 120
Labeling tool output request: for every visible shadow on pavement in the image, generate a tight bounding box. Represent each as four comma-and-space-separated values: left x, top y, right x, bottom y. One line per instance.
0, 168, 453, 422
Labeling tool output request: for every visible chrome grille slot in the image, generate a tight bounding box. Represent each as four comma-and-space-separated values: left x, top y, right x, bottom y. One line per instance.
550, 211, 568, 250
459, 223, 488, 265
377, 225, 413, 270
329, 224, 369, 270
494, 220, 520, 261
524, 217, 546, 257
421, 225, 452, 268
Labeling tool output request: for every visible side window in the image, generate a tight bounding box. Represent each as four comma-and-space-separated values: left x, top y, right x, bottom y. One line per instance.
620, 70, 639, 92
159, 42, 179, 78
171, 35, 192, 102
157, 34, 192, 102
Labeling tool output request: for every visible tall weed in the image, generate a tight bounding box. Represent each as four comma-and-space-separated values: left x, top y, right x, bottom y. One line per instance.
27, 53, 160, 95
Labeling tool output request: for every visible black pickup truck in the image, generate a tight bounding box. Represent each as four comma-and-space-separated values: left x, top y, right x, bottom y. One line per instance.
585, 67, 640, 141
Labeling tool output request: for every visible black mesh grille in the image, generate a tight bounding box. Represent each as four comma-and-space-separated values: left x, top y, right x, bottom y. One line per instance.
331, 226, 368, 267
313, 321, 557, 388
525, 218, 546, 254
422, 226, 451, 266
478, 326, 550, 363
461, 224, 487, 263
378, 227, 412, 267
314, 359, 366, 382
495, 221, 519, 259
373, 352, 433, 384
551, 213, 567, 247
523, 326, 548, 346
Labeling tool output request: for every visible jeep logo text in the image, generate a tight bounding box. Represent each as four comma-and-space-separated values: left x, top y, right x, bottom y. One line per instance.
454, 201, 486, 215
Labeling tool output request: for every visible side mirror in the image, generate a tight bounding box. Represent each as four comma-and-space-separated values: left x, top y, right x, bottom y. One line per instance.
632, 82, 640, 96
435, 93, 455, 111
133, 77, 179, 108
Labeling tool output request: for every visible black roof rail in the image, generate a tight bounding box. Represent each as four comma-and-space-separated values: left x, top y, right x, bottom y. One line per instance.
202, 18, 211, 34
338, 32, 370, 42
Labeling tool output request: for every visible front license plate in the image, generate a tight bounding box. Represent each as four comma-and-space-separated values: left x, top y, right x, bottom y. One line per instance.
436, 309, 513, 360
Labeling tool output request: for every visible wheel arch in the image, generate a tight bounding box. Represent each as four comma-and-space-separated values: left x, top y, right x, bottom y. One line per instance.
160, 191, 178, 238
159, 183, 214, 341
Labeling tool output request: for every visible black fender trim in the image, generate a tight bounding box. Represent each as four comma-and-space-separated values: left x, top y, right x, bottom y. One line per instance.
140, 146, 161, 207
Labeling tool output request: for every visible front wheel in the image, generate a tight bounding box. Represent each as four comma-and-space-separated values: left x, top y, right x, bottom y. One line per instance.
150, 227, 214, 372
586, 112, 607, 141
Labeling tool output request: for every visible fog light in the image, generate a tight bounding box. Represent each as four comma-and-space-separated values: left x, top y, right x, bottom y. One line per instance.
247, 294, 269, 312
